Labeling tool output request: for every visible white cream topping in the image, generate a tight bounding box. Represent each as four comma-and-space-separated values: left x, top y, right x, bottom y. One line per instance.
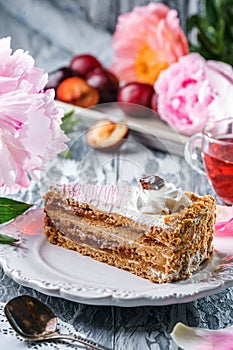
127, 182, 191, 214
58, 180, 191, 226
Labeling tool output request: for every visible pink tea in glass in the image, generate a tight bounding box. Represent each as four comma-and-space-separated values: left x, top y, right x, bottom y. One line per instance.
202, 120, 233, 205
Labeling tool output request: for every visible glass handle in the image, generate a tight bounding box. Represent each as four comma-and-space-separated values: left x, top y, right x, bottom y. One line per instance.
184, 133, 206, 175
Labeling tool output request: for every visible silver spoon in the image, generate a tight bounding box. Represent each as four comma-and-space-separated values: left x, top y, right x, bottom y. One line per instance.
4, 295, 111, 350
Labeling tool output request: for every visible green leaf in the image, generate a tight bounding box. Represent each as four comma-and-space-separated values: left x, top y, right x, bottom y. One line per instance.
186, 0, 233, 65
0, 233, 19, 245
58, 149, 73, 159
205, 0, 219, 26
61, 109, 79, 134
197, 27, 217, 52
0, 198, 34, 224
221, 0, 233, 40
186, 14, 201, 32
62, 109, 75, 122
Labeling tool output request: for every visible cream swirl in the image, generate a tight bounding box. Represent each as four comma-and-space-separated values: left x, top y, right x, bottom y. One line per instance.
127, 181, 191, 214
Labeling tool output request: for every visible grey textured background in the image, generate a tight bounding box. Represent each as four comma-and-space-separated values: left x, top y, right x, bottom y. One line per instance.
0, 0, 203, 70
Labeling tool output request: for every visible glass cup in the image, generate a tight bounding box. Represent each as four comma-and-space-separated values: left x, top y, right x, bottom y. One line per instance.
185, 118, 233, 205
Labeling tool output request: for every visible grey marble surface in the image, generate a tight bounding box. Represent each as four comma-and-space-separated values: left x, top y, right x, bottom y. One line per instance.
1, 1, 233, 349
0, 0, 203, 71
1, 265, 233, 350
1, 268, 233, 350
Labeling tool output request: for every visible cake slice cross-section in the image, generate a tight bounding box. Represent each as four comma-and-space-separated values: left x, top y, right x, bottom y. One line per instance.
43, 176, 216, 283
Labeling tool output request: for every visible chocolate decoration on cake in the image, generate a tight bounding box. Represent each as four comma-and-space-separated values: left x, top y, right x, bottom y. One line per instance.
140, 175, 165, 190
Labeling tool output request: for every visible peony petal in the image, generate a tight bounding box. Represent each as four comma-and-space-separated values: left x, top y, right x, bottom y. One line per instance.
0, 90, 30, 122
0, 37, 68, 194
216, 205, 233, 222
205, 61, 233, 121
171, 322, 233, 350
215, 205, 233, 237
215, 218, 233, 237
155, 53, 232, 135
0, 132, 31, 194
111, 3, 188, 84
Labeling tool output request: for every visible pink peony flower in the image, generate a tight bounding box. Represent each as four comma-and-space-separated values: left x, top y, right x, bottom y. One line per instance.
155, 53, 233, 136
215, 205, 233, 237
111, 3, 189, 85
0, 37, 68, 194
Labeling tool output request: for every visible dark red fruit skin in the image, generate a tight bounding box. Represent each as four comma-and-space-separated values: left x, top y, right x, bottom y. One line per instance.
70, 54, 102, 77
86, 68, 119, 103
117, 82, 154, 117
45, 67, 75, 92
150, 92, 158, 114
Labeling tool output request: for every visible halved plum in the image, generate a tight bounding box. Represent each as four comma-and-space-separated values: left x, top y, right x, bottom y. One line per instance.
56, 76, 100, 108
86, 119, 129, 150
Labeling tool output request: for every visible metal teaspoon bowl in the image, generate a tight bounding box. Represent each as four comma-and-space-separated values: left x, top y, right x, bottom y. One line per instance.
4, 295, 111, 350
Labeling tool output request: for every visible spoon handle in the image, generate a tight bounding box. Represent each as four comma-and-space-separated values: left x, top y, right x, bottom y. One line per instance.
49, 332, 111, 350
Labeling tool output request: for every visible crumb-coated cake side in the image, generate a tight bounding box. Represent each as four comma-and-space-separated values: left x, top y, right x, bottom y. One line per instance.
43, 176, 216, 283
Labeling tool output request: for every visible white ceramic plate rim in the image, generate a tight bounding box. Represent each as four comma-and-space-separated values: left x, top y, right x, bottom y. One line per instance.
0, 209, 233, 307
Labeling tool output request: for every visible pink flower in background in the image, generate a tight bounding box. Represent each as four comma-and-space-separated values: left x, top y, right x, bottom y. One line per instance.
155, 53, 233, 136
215, 205, 233, 237
111, 3, 189, 85
0, 37, 68, 194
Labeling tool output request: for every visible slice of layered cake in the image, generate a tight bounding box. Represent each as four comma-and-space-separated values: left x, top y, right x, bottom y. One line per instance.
43, 176, 216, 283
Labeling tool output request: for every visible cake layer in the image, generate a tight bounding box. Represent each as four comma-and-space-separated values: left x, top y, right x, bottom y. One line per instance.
44, 215, 212, 283
44, 184, 216, 283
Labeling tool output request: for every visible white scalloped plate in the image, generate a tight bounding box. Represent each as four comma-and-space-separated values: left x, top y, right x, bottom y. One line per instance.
1, 209, 233, 307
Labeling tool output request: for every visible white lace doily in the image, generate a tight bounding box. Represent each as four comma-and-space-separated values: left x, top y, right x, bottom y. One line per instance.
0, 302, 87, 349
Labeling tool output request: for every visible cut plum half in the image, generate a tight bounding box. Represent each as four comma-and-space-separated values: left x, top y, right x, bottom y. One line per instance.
86, 119, 129, 150
56, 76, 100, 108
